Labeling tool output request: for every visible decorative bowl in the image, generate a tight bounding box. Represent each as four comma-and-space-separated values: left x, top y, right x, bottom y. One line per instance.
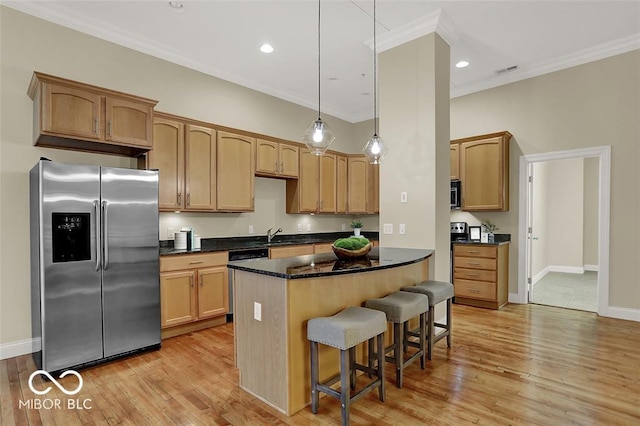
331, 242, 372, 259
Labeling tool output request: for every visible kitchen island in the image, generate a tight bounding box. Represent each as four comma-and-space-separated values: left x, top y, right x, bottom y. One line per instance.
228, 247, 433, 415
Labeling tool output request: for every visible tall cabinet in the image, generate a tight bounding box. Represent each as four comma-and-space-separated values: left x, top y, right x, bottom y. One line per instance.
216, 131, 256, 212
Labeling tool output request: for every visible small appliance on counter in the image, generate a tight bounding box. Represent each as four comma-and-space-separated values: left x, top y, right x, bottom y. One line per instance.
450, 221, 468, 282
450, 180, 461, 209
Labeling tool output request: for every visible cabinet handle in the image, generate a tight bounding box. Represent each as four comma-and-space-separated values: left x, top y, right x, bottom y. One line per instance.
468, 288, 480, 293
187, 193, 191, 206
280, 162, 284, 173
199, 273, 203, 287
466, 273, 480, 277
93, 118, 99, 135
177, 192, 182, 205
190, 276, 194, 288
108, 120, 112, 137
467, 250, 480, 254
467, 262, 481, 266
189, 261, 203, 264
275, 161, 278, 172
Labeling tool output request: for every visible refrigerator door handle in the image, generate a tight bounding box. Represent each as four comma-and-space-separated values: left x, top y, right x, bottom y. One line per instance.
94, 200, 101, 271
102, 200, 109, 270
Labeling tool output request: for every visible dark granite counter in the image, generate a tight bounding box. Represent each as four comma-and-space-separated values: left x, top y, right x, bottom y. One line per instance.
227, 247, 433, 280
452, 233, 511, 246
159, 231, 379, 256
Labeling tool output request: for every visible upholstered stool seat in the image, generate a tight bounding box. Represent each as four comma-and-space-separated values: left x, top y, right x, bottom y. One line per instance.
401, 280, 454, 360
365, 291, 429, 388
307, 307, 387, 425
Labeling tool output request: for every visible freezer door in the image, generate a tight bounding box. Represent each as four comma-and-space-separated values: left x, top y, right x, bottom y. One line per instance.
100, 167, 160, 356
37, 161, 104, 372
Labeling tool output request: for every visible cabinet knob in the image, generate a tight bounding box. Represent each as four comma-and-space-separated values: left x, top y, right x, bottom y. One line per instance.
177, 192, 182, 205
108, 120, 112, 137
199, 273, 203, 287
190, 276, 194, 288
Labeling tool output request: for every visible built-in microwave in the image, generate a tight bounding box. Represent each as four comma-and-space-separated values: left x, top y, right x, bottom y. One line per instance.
451, 180, 461, 209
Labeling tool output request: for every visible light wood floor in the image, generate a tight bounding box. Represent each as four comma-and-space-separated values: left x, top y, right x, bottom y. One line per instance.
2, 303, 639, 425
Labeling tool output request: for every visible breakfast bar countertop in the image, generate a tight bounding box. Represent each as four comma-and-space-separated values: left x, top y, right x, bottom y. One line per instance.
227, 247, 434, 279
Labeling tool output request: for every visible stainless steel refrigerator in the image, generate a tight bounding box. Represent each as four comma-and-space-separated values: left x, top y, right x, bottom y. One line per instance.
30, 160, 160, 373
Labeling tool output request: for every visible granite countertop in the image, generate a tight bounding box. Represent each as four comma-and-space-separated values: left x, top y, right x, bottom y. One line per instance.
159, 231, 380, 256
227, 247, 434, 280
452, 233, 511, 246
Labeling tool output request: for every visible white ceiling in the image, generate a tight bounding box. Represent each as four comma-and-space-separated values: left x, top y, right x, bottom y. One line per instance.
4, 1, 640, 123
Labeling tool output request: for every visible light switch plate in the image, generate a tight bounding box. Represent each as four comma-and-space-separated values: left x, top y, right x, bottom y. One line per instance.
249, 225, 254, 234
401, 192, 408, 203
399, 224, 406, 234
306, 223, 311, 232
383, 223, 393, 234
254, 302, 262, 321
297, 223, 302, 232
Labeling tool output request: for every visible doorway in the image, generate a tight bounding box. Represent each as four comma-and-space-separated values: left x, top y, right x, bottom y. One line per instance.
517, 146, 611, 316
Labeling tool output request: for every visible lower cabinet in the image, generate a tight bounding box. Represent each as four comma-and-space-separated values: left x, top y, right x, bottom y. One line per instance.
453, 243, 509, 309
160, 252, 229, 336
269, 244, 315, 259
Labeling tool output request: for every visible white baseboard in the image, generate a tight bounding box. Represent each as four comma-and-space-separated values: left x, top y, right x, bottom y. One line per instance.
548, 265, 585, 274
584, 264, 599, 272
509, 292, 525, 304
532, 266, 550, 285
599, 306, 640, 322
0, 338, 37, 360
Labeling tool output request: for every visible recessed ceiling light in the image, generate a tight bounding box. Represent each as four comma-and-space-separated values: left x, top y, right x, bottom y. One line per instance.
260, 44, 274, 54
168, 1, 185, 12
456, 61, 469, 68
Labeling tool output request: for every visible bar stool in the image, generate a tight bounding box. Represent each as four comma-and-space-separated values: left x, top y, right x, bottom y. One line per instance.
401, 280, 454, 360
307, 307, 387, 426
365, 291, 429, 388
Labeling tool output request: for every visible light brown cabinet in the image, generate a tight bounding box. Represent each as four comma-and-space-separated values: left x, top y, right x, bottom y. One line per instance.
28, 72, 156, 156
286, 149, 320, 213
217, 131, 256, 211
160, 252, 229, 334
347, 156, 370, 214
269, 245, 315, 259
453, 243, 509, 309
455, 131, 511, 212
336, 155, 349, 214
319, 154, 337, 213
256, 139, 299, 178
148, 116, 216, 212
450, 144, 460, 180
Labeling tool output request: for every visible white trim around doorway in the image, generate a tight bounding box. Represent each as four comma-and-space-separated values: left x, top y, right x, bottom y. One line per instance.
517, 146, 611, 316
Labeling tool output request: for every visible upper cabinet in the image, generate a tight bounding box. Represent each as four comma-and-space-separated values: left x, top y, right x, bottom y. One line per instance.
450, 144, 460, 180
148, 115, 216, 212
319, 154, 337, 213
217, 131, 255, 212
347, 156, 370, 214
336, 155, 348, 214
256, 139, 299, 178
455, 131, 511, 212
286, 149, 320, 213
28, 72, 157, 157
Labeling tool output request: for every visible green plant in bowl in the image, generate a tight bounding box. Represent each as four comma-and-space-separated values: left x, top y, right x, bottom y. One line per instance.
334, 237, 370, 250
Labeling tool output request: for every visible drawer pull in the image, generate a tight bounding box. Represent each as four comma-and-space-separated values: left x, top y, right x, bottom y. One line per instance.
466, 273, 480, 277
467, 250, 480, 254
469, 289, 481, 293
189, 261, 204, 264
467, 262, 481, 266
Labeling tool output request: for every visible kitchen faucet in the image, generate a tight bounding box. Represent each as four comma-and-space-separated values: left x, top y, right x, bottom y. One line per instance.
267, 227, 283, 243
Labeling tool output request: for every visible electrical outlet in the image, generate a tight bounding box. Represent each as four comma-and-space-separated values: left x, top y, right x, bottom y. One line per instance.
383, 223, 393, 234
249, 225, 254, 234
401, 192, 408, 203
167, 228, 175, 239
341, 223, 346, 231
306, 223, 311, 232
254, 302, 262, 321
399, 224, 406, 234
297, 223, 302, 232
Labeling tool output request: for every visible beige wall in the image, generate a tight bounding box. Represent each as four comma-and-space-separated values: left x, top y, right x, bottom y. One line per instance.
0, 7, 376, 349
583, 157, 599, 267
450, 49, 640, 309
379, 33, 450, 281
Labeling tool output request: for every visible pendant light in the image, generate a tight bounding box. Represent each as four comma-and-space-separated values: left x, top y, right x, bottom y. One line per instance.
303, 0, 335, 155
362, 0, 388, 164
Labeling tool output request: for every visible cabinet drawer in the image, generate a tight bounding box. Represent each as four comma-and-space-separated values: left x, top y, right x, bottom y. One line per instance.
454, 268, 496, 282
269, 245, 315, 259
160, 252, 229, 272
455, 279, 496, 301
453, 245, 496, 258
314, 243, 334, 254
454, 256, 496, 271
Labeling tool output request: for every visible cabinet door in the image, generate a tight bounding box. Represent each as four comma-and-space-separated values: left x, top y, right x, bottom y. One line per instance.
348, 156, 369, 213
160, 271, 196, 328
450, 144, 460, 180
149, 118, 184, 211
460, 136, 508, 211
370, 163, 380, 213
256, 139, 279, 175
336, 155, 348, 214
197, 266, 229, 319
279, 143, 299, 178
319, 154, 337, 213
298, 149, 320, 212
185, 124, 216, 211
42, 83, 102, 140
105, 96, 153, 147
217, 132, 256, 211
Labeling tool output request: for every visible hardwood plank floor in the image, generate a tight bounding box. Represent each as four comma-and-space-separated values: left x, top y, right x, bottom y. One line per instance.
2, 303, 639, 425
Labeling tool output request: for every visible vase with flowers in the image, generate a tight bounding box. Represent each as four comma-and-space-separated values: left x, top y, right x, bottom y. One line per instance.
481, 220, 499, 243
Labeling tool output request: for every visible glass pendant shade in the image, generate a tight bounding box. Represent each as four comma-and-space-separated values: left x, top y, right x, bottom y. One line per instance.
363, 134, 387, 164
303, 118, 335, 155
